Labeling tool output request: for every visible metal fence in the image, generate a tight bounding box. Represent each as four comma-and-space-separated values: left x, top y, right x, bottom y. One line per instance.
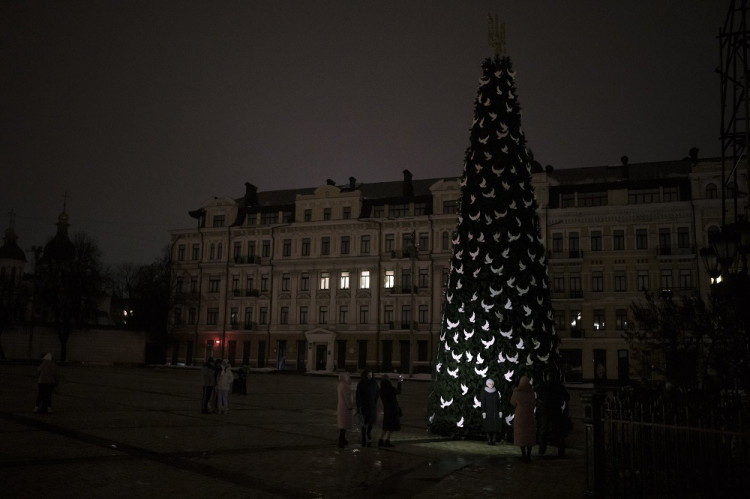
585, 389, 749, 497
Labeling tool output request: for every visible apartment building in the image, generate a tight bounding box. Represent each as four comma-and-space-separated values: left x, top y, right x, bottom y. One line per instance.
168, 157, 745, 382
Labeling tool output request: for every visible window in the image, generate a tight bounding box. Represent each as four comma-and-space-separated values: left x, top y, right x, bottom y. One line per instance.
591, 271, 604, 292
300, 273, 310, 291
213, 215, 225, 227
401, 305, 412, 328
282, 210, 293, 223
442, 267, 449, 287
232, 276, 239, 293
663, 186, 679, 202
339, 306, 348, 324
177, 244, 185, 261
246, 275, 254, 293
569, 232, 580, 256
614, 271, 626, 292
384, 305, 394, 326
210, 243, 215, 260
629, 188, 659, 204
261, 212, 277, 225
248, 241, 256, 257
579, 191, 607, 207
304, 209, 312, 222
244, 308, 253, 328
660, 269, 673, 290
591, 230, 602, 251
359, 305, 369, 324
570, 274, 581, 294
246, 213, 256, 226
553, 274, 565, 292
192, 244, 200, 260
340, 271, 350, 290
341, 236, 350, 255
418, 268, 429, 288
259, 307, 268, 324
233, 242, 241, 261
679, 269, 692, 289
637, 271, 649, 291
593, 309, 605, 331
206, 308, 218, 325
401, 268, 412, 291
552, 233, 563, 253
677, 227, 690, 249
261, 274, 269, 292
173, 307, 182, 325
442, 231, 450, 251
176, 277, 184, 293
636, 229, 648, 250
209, 277, 220, 293
658, 228, 671, 254
299, 306, 308, 324
561, 192, 575, 208
570, 310, 582, 330
373, 206, 384, 218
280, 306, 289, 325
706, 183, 718, 199
442, 200, 458, 214
190, 278, 198, 292
419, 305, 429, 324
318, 306, 328, 324
281, 273, 290, 291
384, 270, 395, 289
615, 309, 628, 330
323, 208, 331, 221
262, 240, 270, 258
343, 207, 351, 219
320, 272, 330, 290
321, 237, 330, 256
282, 239, 291, 257
188, 307, 197, 325
390, 203, 409, 218
360, 270, 370, 289
301, 238, 311, 256
385, 234, 395, 252
361, 235, 370, 254
613, 230, 625, 250
414, 203, 426, 216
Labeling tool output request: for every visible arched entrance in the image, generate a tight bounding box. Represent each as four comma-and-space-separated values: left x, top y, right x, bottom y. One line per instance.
304, 328, 335, 372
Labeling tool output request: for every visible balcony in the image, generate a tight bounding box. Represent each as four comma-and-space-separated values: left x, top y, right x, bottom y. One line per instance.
570, 328, 586, 338
245, 289, 260, 297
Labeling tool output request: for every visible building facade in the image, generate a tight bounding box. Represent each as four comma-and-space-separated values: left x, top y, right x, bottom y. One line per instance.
168, 158, 747, 382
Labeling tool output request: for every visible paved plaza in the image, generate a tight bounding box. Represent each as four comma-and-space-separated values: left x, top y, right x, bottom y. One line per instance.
0, 363, 587, 498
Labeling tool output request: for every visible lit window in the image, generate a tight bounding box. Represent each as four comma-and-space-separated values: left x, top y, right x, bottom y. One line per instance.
340, 271, 350, 290
320, 272, 330, 290
360, 270, 370, 289
384, 270, 395, 289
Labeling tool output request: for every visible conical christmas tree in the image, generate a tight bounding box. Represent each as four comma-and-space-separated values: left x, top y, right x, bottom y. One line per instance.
426, 54, 560, 437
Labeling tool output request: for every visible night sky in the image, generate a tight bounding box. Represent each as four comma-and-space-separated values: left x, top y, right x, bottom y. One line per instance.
1, 1, 726, 266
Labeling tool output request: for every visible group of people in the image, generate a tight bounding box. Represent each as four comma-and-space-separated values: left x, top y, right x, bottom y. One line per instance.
201, 357, 236, 414
482, 371, 571, 461
337, 370, 403, 449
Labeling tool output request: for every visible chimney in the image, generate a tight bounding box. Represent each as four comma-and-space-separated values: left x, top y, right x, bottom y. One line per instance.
326, 178, 336, 186
349, 177, 356, 189
244, 182, 258, 206
403, 169, 414, 198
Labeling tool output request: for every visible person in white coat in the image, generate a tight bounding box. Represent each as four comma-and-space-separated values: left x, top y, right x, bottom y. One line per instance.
215, 359, 235, 414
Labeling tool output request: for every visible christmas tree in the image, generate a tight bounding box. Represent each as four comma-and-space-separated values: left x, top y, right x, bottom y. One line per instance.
426, 47, 560, 437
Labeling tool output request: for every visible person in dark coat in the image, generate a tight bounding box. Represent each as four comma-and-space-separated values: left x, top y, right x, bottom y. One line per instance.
355, 369, 380, 447
537, 370, 571, 457
35, 353, 59, 414
337, 372, 353, 448
378, 374, 402, 448
510, 375, 536, 462
201, 358, 215, 413
480, 378, 502, 445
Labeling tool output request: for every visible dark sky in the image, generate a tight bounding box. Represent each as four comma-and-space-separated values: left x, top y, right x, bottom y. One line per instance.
1, 1, 726, 266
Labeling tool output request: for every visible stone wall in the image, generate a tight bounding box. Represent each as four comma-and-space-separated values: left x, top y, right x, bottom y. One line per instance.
1, 325, 147, 364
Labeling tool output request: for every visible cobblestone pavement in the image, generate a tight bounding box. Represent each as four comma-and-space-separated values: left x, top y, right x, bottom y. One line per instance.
0, 364, 587, 498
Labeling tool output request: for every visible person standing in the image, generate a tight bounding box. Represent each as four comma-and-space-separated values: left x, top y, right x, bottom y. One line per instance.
337, 372, 353, 448
480, 378, 502, 445
378, 374, 402, 448
201, 358, 216, 413
215, 359, 234, 414
355, 369, 379, 447
510, 375, 536, 462
537, 370, 571, 457
35, 353, 59, 414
